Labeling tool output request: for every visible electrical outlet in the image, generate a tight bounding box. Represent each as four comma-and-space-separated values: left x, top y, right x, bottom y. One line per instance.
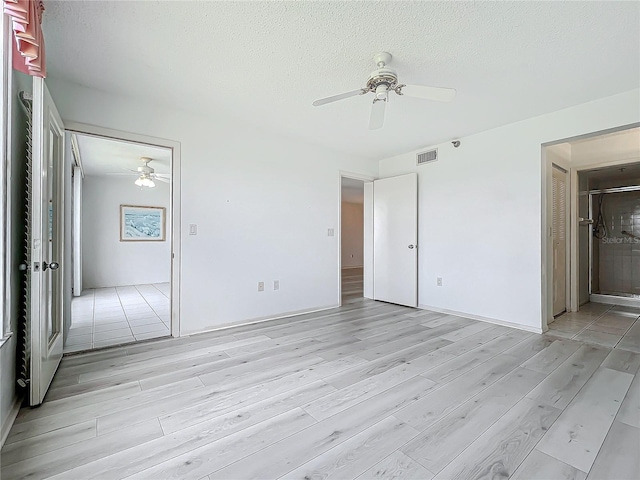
189, 224, 198, 235
258, 282, 264, 292
437, 277, 443, 286
273, 280, 280, 291
327, 228, 335, 237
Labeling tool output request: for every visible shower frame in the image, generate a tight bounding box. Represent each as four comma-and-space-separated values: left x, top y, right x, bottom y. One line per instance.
588, 184, 640, 306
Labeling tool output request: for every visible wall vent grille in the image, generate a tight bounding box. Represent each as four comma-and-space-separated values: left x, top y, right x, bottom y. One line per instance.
417, 149, 438, 166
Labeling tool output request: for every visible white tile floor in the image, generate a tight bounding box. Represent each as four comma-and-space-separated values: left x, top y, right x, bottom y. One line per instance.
65, 283, 171, 353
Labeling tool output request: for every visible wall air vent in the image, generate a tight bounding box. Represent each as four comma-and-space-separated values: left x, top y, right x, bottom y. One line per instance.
416, 148, 438, 166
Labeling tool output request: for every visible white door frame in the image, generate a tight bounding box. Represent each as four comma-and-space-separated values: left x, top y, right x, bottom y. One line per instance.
71, 165, 82, 298
541, 122, 640, 331
64, 122, 182, 338
338, 170, 375, 306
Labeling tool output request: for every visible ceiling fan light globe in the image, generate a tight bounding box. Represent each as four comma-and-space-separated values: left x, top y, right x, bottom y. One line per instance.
375, 85, 388, 101
134, 177, 144, 187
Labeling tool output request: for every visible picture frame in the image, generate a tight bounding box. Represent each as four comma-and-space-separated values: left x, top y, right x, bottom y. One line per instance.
120, 205, 166, 242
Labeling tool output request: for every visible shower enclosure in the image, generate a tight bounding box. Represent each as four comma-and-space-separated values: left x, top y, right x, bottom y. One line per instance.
586, 185, 640, 303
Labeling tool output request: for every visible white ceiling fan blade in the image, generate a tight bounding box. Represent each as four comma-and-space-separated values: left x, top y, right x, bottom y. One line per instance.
313, 89, 365, 107
401, 85, 456, 102
369, 100, 386, 130
106, 172, 137, 176
153, 176, 170, 184
154, 173, 171, 178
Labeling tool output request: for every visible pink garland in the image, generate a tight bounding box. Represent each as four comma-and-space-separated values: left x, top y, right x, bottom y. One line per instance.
3, 0, 46, 78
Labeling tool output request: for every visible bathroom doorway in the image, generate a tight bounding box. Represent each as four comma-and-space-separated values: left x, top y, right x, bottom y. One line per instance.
545, 126, 640, 349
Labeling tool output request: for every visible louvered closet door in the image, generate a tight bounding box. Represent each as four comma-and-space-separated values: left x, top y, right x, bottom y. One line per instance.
552, 165, 567, 317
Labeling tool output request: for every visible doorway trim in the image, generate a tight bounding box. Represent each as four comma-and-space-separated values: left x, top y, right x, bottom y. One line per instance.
338, 170, 375, 306
64, 122, 182, 338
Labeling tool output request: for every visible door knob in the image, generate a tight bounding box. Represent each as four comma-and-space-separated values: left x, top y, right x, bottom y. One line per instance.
43, 261, 59, 271
408, 244, 416, 249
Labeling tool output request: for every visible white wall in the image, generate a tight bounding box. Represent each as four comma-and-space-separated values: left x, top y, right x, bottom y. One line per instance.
82, 175, 171, 289
341, 201, 363, 268
47, 78, 378, 334
378, 89, 640, 332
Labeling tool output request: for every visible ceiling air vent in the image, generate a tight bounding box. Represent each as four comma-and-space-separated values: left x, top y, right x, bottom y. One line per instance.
417, 148, 438, 166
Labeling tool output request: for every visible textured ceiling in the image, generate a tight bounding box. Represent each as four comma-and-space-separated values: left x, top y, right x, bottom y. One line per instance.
75, 133, 171, 176
43, 1, 640, 160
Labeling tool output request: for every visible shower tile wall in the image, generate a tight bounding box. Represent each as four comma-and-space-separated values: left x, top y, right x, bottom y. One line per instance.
597, 191, 640, 296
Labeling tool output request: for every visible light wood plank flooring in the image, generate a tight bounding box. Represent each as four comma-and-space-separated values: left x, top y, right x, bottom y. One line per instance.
342, 266, 363, 301
2, 300, 639, 479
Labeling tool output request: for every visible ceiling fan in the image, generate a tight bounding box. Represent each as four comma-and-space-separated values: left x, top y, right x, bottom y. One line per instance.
312, 52, 456, 130
109, 157, 170, 188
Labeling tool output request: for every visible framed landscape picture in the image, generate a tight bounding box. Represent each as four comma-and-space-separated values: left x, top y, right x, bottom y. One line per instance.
120, 205, 166, 242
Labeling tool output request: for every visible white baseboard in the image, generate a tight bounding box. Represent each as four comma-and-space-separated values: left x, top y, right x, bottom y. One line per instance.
418, 304, 544, 334
590, 294, 640, 308
1, 395, 22, 448
181, 304, 340, 337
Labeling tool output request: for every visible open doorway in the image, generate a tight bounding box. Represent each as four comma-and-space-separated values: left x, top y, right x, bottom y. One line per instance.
63, 133, 173, 352
340, 177, 365, 303
544, 126, 640, 349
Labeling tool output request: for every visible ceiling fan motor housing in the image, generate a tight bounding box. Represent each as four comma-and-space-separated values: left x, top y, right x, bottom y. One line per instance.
366, 67, 399, 94
137, 165, 153, 174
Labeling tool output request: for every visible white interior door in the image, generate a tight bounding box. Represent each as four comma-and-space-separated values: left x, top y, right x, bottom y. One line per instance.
373, 173, 418, 307
552, 165, 567, 317
30, 77, 65, 406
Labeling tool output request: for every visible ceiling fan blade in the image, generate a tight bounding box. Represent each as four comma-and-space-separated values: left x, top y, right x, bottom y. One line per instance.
154, 173, 171, 178
401, 85, 456, 102
153, 176, 170, 184
369, 100, 386, 130
312, 89, 365, 107
106, 172, 137, 176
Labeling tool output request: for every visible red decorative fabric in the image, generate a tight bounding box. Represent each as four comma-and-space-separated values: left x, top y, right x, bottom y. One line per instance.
3, 0, 46, 77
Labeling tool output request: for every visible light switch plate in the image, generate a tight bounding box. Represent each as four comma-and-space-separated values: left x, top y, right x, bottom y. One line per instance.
328, 228, 335, 237
189, 224, 198, 235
